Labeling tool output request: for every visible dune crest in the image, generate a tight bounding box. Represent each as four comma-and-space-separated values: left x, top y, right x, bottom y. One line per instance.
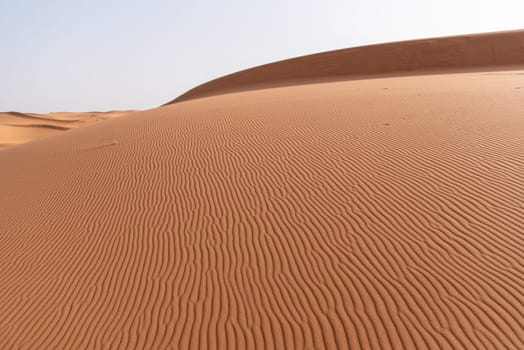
167, 30, 524, 104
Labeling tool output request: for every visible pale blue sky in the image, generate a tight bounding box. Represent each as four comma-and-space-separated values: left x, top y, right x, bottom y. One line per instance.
1, 0, 523, 112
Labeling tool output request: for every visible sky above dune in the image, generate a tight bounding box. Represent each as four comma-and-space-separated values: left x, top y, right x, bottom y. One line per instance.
1, 0, 523, 112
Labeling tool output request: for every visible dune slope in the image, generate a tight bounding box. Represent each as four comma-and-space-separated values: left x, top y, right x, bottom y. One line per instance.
0, 67, 523, 349
167, 30, 524, 104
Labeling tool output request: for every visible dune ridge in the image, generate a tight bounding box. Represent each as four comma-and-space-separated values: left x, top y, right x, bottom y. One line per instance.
167, 30, 524, 104
5, 111, 81, 123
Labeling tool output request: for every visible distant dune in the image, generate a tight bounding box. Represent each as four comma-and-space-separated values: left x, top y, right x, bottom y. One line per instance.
0, 111, 134, 148
1, 31, 524, 349
167, 29, 524, 104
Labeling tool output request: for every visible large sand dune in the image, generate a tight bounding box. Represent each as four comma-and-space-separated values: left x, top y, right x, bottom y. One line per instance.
1, 31, 524, 349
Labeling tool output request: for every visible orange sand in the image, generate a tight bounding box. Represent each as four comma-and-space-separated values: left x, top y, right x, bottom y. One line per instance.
0, 111, 133, 149
167, 29, 524, 104
0, 31, 523, 349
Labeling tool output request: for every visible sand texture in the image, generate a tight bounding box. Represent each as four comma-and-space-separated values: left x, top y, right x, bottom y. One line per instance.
0, 111, 133, 149
0, 31, 524, 349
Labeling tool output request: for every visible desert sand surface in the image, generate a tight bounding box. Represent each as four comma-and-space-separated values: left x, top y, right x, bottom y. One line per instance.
0, 111, 133, 149
1, 31, 524, 349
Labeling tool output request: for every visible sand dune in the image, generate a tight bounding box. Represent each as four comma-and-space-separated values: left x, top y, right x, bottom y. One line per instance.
1, 31, 524, 349
167, 29, 524, 104
0, 110, 133, 148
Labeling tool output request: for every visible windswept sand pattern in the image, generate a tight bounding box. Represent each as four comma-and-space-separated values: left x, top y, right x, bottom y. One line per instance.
1, 70, 524, 349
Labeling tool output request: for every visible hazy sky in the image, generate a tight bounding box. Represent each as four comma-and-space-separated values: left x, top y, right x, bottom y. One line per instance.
1, 0, 523, 112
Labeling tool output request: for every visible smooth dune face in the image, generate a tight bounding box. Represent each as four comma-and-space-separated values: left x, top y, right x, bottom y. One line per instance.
0, 111, 133, 149
167, 30, 524, 104
1, 68, 524, 349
